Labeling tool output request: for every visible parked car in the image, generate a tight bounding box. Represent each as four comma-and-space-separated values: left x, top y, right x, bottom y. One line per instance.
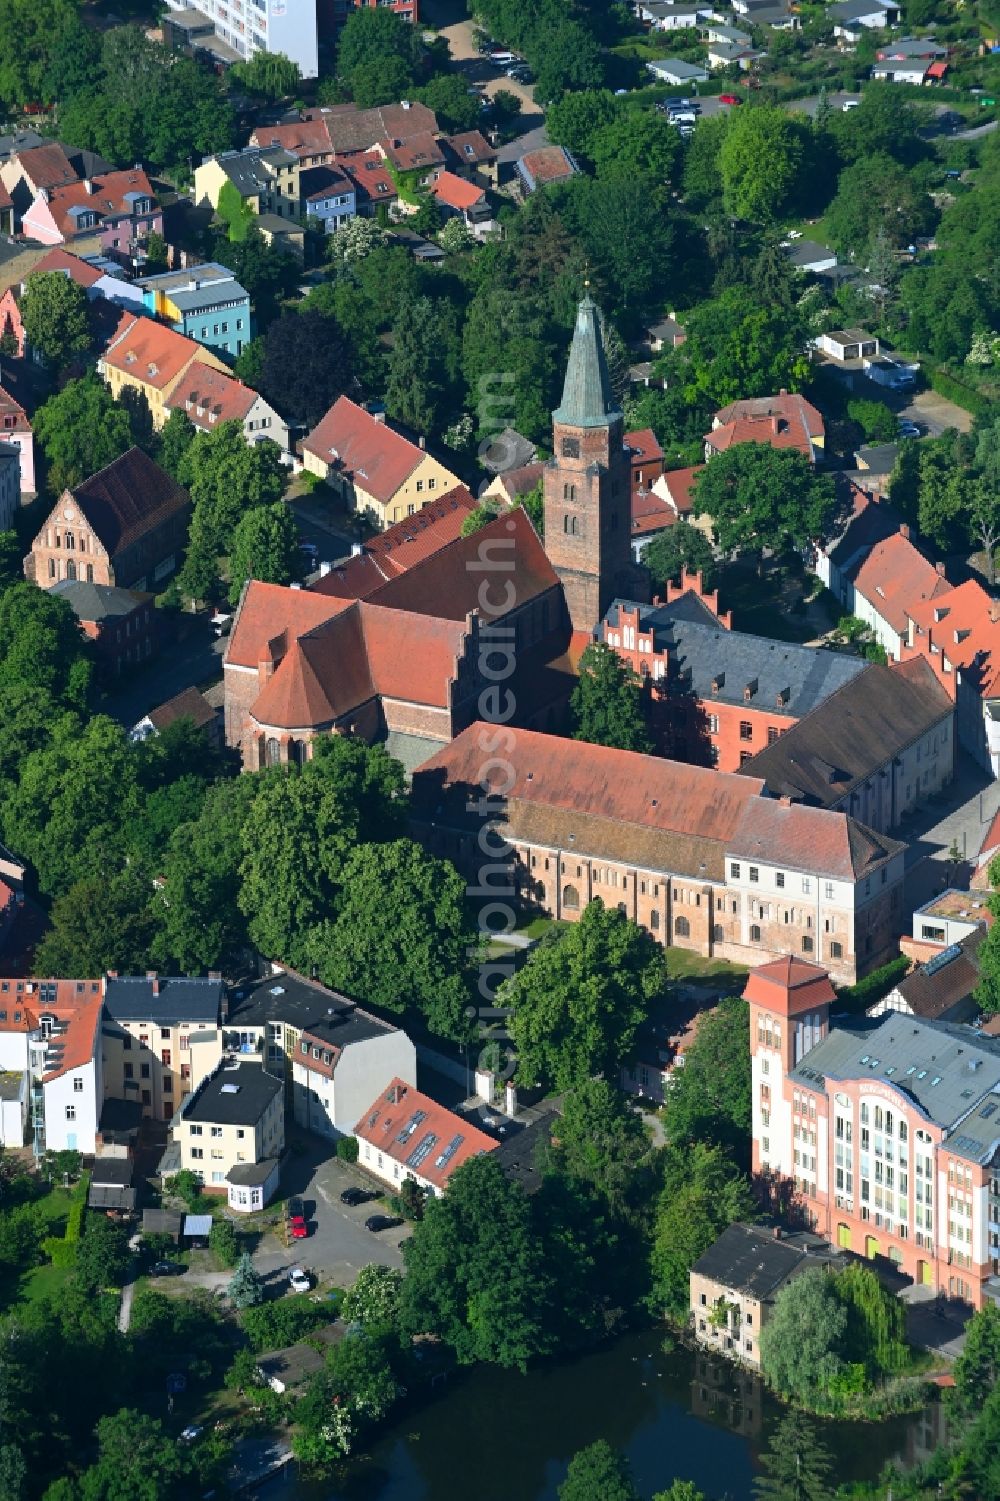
150, 1261, 184, 1277
286, 1196, 304, 1220
289, 1216, 308, 1240
288, 1267, 312, 1294
898, 420, 922, 439
719, 94, 742, 106
842, 99, 860, 110
365, 1214, 403, 1233
341, 1186, 377, 1206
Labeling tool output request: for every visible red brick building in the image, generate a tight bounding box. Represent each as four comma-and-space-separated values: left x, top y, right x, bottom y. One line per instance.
50, 578, 156, 674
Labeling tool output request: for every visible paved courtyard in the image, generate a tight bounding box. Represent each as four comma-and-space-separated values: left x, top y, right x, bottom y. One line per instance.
901, 752, 1000, 913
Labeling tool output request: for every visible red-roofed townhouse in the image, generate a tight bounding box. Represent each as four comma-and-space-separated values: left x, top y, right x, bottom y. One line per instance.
355, 1078, 498, 1197
442, 130, 498, 186
852, 529, 950, 660
0, 288, 25, 358
706, 392, 825, 465
22, 169, 161, 259
300, 396, 462, 529
310, 485, 476, 600
625, 428, 665, 498
900, 578, 1000, 775
165, 364, 292, 455
98, 312, 230, 430
0, 383, 33, 494
0, 976, 106, 1152
429, 170, 495, 235
338, 151, 398, 215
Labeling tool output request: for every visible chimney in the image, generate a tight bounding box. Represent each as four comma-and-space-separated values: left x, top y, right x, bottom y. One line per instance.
899, 523, 910, 540
991, 598, 1000, 625
83, 178, 94, 195
779, 388, 787, 397
935, 561, 946, 577
145, 970, 159, 996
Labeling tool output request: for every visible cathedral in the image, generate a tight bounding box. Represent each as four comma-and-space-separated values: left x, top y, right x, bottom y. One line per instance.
222, 293, 650, 773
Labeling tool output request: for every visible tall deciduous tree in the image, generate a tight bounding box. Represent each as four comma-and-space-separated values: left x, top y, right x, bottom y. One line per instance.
33, 866, 158, 977
386, 297, 449, 438
20, 272, 91, 368
643, 523, 716, 593
227, 502, 302, 606
311, 839, 476, 1041
154, 777, 261, 971
719, 106, 806, 224
663, 996, 751, 1164
571, 643, 652, 753
501, 900, 664, 1091
559, 1442, 639, 1501
677, 289, 810, 408
400, 1154, 557, 1369
650, 1142, 754, 1317
178, 420, 286, 558
259, 309, 355, 429
696, 445, 835, 557
952, 1303, 1000, 1417
230, 49, 299, 99
33, 377, 133, 493
759, 1267, 849, 1402
548, 1078, 652, 1217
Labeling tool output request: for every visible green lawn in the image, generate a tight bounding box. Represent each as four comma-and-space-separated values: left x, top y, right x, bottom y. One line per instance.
18, 1259, 75, 1309
664, 948, 748, 984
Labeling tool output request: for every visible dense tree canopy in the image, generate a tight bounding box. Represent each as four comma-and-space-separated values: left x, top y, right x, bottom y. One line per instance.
259, 309, 356, 429
695, 446, 836, 557
20, 273, 91, 369
571, 643, 651, 752
227, 502, 302, 606
642, 524, 716, 593
34, 378, 134, 494
663, 996, 751, 1163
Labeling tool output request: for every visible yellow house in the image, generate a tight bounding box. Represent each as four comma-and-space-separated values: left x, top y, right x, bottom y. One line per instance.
98, 312, 229, 430
193, 145, 302, 219
301, 396, 462, 530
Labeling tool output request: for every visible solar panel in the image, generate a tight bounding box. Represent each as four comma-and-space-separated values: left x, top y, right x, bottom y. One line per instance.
397, 1109, 427, 1144
407, 1132, 439, 1169
434, 1133, 464, 1170
981, 1102, 998, 1120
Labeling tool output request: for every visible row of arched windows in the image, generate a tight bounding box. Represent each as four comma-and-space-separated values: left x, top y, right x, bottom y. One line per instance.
559, 888, 724, 943
263, 738, 308, 767
47, 559, 94, 582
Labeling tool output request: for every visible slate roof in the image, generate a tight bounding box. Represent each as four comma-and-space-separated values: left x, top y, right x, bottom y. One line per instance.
740, 658, 953, 808
68, 447, 190, 558
892, 930, 984, 1021
184, 1061, 282, 1126
853, 531, 949, 636
297, 1012, 397, 1081
604, 598, 867, 717
104, 975, 223, 1025
50, 579, 148, 622
692, 1222, 813, 1300
299, 164, 353, 203
829, 0, 895, 19
552, 295, 621, 429
137, 263, 247, 314
216, 145, 297, 196
785, 240, 837, 269
790, 1015, 1000, 1158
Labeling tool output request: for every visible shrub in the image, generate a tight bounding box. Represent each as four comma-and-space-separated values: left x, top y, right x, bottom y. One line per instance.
240, 1294, 330, 1352
836, 955, 909, 1013
930, 368, 995, 418
336, 1137, 359, 1163
42, 1236, 78, 1268
209, 1220, 240, 1269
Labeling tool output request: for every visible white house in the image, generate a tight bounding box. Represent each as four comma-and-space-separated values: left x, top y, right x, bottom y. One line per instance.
646, 57, 709, 84
638, 1, 706, 29
828, 0, 900, 40
354, 1079, 498, 1199
291, 1014, 416, 1138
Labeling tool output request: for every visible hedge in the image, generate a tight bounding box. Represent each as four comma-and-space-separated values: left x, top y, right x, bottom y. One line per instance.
836, 956, 909, 1015
929, 368, 997, 419
42, 1172, 90, 1269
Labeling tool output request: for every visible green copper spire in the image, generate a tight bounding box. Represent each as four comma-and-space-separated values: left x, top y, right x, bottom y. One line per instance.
552, 293, 622, 429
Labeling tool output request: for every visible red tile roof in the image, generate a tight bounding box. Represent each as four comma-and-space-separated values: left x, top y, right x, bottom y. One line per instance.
431, 170, 485, 211
625, 428, 664, 466
743, 957, 837, 1015
378, 132, 444, 174
146, 686, 217, 733
102, 312, 210, 392
311, 485, 477, 600
250, 600, 469, 728
0, 977, 104, 1077
302, 396, 426, 503
728, 799, 903, 882
29, 246, 103, 288
926, 60, 948, 77
977, 808, 1000, 872
415, 724, 765, 844
70, 447, 189, 556
13, 143, 77, 190
658, 465, 703, 515
0, 182, 11, 211
166, 364, 257, 430
631, 488, 676, 537
250, 118, 334, 160
42, 168, 155, 240
355, 1078, 498, 1192
903, 578, 1000, 696
0, 383, 30, 434
706, 412, 814, 459
338, 151, 397, 207
714, 392, 824, 440
226, 581, 349, 670
853, 531, 949, 637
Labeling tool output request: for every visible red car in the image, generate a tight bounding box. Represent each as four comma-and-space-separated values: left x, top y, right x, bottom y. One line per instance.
719, 94, 742, 106
289, 1216, 308, 1240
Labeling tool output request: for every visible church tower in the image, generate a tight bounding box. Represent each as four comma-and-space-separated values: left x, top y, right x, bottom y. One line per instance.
544, 293, 640, 633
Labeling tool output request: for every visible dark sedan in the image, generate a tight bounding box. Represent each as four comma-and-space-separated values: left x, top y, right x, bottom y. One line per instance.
341, 1186, 377, 1207
365, 1214, 403, 1233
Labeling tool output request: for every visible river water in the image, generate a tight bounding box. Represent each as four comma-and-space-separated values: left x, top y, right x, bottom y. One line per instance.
283, 1329, 941, 1500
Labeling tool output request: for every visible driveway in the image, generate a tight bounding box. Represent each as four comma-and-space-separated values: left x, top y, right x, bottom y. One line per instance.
421, 0, 543, 122
901, 752, 1000, 913
786, 92, 861, 117
903, 388, 973, 437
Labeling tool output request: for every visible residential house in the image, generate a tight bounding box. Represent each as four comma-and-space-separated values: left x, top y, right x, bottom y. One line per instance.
740, 657, 954, 832
514, 146, 580, 195
291, 1013, 417, 1137
0, 383, 33, 496
135, 263, 252, 361
600, 591, 869, 771
193, 145, 302, 220
99, 312, 230, 429
442, 130, 498, 187
354, 1078, 498, 1197
27, 245, 144, 313
0, 286, 25, 355
631, 487, 680, 558
0, 444, 18, 532
299, 165, 356, 234
829, 0, 900, 40
300, 396, 462, 528
645, 58, 710, 84
900, 578, 1000, 776
875, 35, 946, 60
339, 151, 398, 216
870, 929, 984, 1026
22, 169, 160, 259
639, 1, 707, 29
851, 529, 950, 659
0, 182, 11, 236
649, 465, 708, 536
102, 972, 225, 1123
0, 141, 108, 225
625, 429, 666, 499
731, 0, 799, 25
872, 39, 946, 81
412, 722, 907, 984
310, 486, 477, 600
910, 890, 990, 950
648, 314, 687, 352
691, 1222, 842, 1370
249, 101, 438, 169
175, 1060, 284, 1210
747, 955, 1000, 1304
50, 579, 156, 676
26, 447, 191, 592
707, 41, 760, 68
162, 0, 318, 77
854, 443, 900, 485
0, 978, 106, 1155
480, 461, 545, 509
324, 0, 419, 33
430, 171, 494, 236
706, 392, 825, 464
786, 240, 838, 274
130, 686, 221, 750
705, 22, 753, 44
165, 363, 291, 455
813, 489, 901, 603
376, 132, 445, 191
